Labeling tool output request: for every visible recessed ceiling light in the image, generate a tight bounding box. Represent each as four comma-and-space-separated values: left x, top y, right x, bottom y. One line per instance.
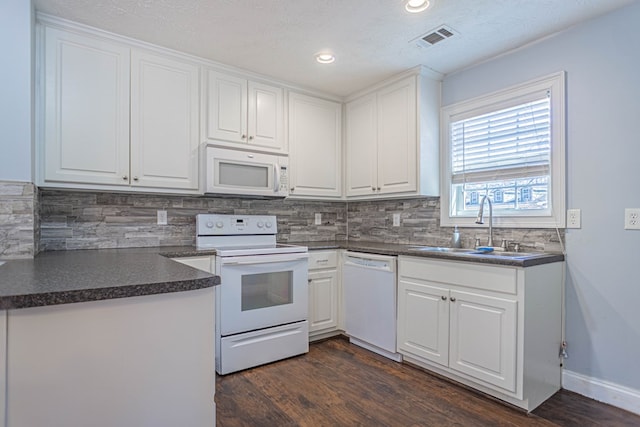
405, 0, 430, 13
315, 52, 335, 64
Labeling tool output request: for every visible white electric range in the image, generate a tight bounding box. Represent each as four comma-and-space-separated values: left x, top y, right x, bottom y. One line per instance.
196, 214, 309, 375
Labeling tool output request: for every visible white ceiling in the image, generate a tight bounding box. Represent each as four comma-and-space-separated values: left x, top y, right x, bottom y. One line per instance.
33, 0, 634, 97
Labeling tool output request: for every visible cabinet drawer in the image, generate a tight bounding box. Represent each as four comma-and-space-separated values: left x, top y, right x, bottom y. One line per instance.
308, 250, 338, 270
399, 256, 517, 295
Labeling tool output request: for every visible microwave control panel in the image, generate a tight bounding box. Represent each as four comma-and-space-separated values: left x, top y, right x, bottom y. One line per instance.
279, 166, 289, 193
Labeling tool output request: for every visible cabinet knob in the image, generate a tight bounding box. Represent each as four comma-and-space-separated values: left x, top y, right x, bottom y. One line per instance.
450, 297, 456, 302
241, 134, 246, 139
290, 187, 295, 192
377, 187, 381, 191
308, 279, 312, 284
441, 295, 447, 301
133, 176, 139, 181
122, 175, 128, 181
249, 135, 254, 140
372, 186, 376, 191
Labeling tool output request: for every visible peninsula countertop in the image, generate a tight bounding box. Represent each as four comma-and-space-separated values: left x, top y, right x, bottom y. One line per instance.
0, 246, 220, 310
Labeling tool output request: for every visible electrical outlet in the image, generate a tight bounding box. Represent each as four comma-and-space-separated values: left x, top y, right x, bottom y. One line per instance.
393, 213, 401, 227
625, 208, 640, 230
566, 209, 581, 229
157, 210, 167, 225
315, 213, 322, 225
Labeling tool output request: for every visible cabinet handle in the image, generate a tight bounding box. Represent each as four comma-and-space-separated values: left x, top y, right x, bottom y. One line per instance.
249, 135, 254, 140
122, 175, 128, 181
308, 279, 312, 284
450, 297, 456, 302
241, 134, 246, 139
372, 186, 376, 191
133, 176, 139, 181
377, 187, 381, 191
441, 295, 447, 301
290, 187, 295, 192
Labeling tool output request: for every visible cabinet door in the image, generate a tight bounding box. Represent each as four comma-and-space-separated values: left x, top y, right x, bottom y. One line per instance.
288, 93, 342, 198
43, 27, 130, 186
247, 81, 284, 152
449, 289, 517, 393
206, 71, 247, 143
377, 76, 417, 195
308, 269, 339, 333
345, 94, 377, 197
397, 279, 449, 366
130, 51, 199, 190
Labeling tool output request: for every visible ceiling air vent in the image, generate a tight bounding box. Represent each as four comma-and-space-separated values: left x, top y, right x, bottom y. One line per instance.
413, 25, 458, 48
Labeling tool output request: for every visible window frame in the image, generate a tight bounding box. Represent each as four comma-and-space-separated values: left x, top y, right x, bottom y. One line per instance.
440, 72, 566, 229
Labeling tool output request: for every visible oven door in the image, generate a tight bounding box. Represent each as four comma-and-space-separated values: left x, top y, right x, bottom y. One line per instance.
217, 252, 308, 336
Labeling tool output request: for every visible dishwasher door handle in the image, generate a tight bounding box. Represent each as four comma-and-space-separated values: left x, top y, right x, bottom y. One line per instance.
343, 258, 394, 273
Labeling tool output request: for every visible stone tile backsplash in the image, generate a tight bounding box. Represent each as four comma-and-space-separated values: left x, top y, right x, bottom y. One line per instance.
27, 189, 564, 253
347, 197, 565, 253
0, 181, 38, 259
39, 190, 347, 251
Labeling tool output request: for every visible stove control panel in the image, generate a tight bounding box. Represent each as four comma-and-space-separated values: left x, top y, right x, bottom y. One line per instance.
196, 214, 277, 236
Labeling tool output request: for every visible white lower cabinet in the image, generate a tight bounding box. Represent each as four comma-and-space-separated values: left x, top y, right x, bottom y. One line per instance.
172, 256, 214, 273
308, 250, 341, 339
397, 256, 563, 411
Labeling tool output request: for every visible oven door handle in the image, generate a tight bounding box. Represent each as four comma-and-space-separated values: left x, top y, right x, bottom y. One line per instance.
220, 254, 309, 266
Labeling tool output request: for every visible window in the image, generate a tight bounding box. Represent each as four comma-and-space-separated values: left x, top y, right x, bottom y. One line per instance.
440, 72, 566, 228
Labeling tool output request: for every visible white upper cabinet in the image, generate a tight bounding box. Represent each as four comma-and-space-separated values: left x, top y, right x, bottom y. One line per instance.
130, 51, 199, 190
205, 70, 285, 154
377, 77, 417, 195
42, 26, 131, 187
345, 70, 440, 199
288, 92, 342, 199
345, 94, 377, 197
39, 23, 200, 193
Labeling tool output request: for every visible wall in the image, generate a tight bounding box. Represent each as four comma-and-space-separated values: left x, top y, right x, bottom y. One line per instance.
0, 0, 33, 182
442, 1, 640, 406
39, 190, 347, 250
0, 0, 37, 258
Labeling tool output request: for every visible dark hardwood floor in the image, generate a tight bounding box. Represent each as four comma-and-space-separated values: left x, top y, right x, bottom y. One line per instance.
216, 337, 640, 426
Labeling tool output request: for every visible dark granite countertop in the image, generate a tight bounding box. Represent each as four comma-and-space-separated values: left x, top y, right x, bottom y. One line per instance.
0, 247, 220, 310
289, 240, 564, 267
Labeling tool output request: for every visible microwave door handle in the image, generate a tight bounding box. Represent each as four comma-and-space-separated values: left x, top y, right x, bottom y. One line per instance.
274, 164, 280, 193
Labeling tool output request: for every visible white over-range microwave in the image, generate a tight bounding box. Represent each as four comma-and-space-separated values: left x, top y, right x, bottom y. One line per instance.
204, 146, 289, 198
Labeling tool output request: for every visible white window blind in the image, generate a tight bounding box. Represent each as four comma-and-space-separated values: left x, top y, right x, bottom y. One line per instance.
450, 94, 550, 185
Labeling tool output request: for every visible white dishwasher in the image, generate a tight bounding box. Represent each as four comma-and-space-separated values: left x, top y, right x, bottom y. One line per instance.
342, 251, 402, 362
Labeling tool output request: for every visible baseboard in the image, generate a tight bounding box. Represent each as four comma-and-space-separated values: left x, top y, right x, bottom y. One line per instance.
563, 369, 640, 415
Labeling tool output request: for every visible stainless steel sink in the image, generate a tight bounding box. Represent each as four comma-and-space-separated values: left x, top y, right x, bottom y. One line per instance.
408, 246, 544, 258
468, 251, 541, 258
408, 247, 476, 253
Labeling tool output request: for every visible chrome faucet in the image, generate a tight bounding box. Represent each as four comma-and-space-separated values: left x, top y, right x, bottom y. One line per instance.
475, 194, 493, 247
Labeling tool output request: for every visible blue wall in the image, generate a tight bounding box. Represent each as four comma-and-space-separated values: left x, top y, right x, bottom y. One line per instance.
443, 2, 640, 391
0, 0, 33, 182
